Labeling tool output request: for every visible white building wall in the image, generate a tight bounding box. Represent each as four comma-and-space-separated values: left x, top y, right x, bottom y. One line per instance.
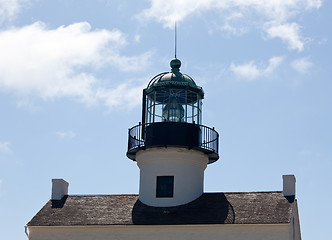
136, 147, 208, 207
289, 200, 302, 240
28, 224, 291, 240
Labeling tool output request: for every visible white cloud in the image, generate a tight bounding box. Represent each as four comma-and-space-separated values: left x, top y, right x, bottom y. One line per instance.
96, 81, 146, 110
291, 57, 313, 74
0, 0, 28, 23
265, 57, 285, 74
0, 141, 11, 154
230, 61, 260, 80
140, 0, 322, 27
219, 11, 248, 36
0, 22, 152, 109
318, 38, 328, 45
56, 131, 76, 139
265, 22, 304, 52
134, 34, 141, 43
230, 56, 284, 81
17, 98, 40, 112
306, 0, 323, 9
138, 0, 322, 50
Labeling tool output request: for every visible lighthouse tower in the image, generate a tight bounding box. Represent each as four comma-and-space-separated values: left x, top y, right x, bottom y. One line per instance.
127, 58, 219, 207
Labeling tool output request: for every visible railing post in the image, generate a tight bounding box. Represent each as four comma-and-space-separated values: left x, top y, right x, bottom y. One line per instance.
128, 128, 131, 151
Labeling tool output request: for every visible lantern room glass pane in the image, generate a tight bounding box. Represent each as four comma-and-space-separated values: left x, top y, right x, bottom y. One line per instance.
154, 103, 163, 122
145, 89, 202, 124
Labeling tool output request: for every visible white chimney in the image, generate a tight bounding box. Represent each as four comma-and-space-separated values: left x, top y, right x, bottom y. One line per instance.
283, 174, 296, 197
51, 179, 69, 200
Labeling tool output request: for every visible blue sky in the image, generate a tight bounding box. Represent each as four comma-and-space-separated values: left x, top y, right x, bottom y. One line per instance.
0, 0, 330, 239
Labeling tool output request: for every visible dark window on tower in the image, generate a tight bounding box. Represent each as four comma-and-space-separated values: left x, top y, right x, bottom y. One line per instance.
156, 176, 174, 198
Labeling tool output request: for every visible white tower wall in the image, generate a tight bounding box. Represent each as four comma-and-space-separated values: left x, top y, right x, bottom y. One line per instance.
136, 147, 208, 207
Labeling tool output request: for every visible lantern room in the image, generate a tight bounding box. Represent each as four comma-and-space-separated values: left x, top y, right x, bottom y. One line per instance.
142, 58, 204, 125
127, 58, 219, 164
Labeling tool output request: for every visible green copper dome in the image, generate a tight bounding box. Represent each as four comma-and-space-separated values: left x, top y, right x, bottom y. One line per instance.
145, 58, 204, 98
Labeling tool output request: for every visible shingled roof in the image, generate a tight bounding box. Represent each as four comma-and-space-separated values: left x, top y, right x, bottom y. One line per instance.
27, 191, 293, 226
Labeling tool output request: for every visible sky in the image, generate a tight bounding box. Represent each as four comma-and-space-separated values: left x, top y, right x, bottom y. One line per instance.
0, 0, 331, 239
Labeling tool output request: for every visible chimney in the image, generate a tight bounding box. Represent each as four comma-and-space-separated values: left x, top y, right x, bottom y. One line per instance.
283, 175, 296, 202
51, 179, 69, 200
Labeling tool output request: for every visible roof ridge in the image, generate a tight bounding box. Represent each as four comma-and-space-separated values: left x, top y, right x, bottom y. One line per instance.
63, 191, 283, 197
204, 191, 283, 194
67, 194, 139, 197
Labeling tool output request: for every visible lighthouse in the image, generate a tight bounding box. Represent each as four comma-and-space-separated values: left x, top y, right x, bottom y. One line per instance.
127, 58, 219, 207
27, 59, 301, 240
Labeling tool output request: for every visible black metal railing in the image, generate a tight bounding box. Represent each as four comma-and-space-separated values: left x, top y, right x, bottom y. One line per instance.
127, 122, 219, 163
127, 122, 145, 151
200, 125, 219, 154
